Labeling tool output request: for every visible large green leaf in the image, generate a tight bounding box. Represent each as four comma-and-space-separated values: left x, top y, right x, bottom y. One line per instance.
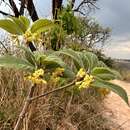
11, 17, 28, 33
55, 49, 84, 70
34, 51, 47, 65
91, 67, 122, 80
41, 55, 63, 68
17, 46, 37, 67
63, 68, 75, 79
97, 61, 107, 67
75, 51, 100, 72
0, 55, 35, 71
91, 78, 129, 105
30, 19, 53, 33
0, 19, 23, 35
83, 51, 99, 70
19, 16, 30, 31
76, 51, 88, 69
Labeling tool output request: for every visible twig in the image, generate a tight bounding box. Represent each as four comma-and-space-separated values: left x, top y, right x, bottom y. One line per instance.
0, 10, 14, 16
14, 85, 35, 130
0, 41, 8, 53
73, 0, 99, 15
29, 79, 76, 101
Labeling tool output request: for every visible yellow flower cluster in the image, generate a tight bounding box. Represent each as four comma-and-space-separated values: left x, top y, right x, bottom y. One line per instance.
26, 69, 47, 84
24, 30, 43, 43
76, 68, 94, 89
76, 68, 86, 79
51, 67, 65, 84
24, 30, 33, 42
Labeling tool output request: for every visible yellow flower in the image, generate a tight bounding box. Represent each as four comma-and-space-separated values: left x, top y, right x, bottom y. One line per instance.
24, 30, 43, 43
75, 70, 94, 89
25, 69, 47, 85
52, 67, 65, 77
24, 30, 33, 42
49, 68, 64, 86
76, 68, 86, 79
32, 69, 44, 78
32, 78, 47, 84
33, 33, 43, 43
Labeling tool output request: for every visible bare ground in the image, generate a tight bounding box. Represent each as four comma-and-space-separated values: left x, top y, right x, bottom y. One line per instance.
104, 80, 130, 130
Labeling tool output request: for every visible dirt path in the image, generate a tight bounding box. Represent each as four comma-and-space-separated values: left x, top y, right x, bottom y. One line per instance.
104, 80, 130, 130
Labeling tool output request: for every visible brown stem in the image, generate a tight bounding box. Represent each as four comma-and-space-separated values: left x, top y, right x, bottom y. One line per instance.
14, 85, 35, 130
29, 79, 76, 102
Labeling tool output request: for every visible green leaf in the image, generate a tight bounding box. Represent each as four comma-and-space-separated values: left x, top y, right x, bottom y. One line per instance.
77, 51, 89, 70
55, 49, 84, 70
63, 68, 75, 79
19, 16, 30, 31
17, 46, 36, 67
11, 17, 29, 33
43, 55, 68, 68
0, 19, 23, 35
30, 19, 53, 33
41, 55, 60, 68
97, 61, 107, 67
0, 55, 35, 71
83, 51, 99, 70
91, 67, 121, 80
91, 78, 129, 105
34, 51, 47, 65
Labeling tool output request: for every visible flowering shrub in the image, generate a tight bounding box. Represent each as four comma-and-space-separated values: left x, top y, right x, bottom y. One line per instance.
0, 16, 129, 130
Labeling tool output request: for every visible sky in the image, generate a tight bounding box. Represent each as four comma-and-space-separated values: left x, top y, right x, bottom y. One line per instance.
34, 0, 130, 59
93, 0, 130, 59
0, 0, 130, 59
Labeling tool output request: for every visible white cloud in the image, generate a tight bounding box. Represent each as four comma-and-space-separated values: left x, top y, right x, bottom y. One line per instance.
104, 37, 130, 59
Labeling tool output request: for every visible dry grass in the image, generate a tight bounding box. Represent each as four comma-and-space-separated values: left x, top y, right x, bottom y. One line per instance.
0, 69, 29, 130
0, 68, 114, 130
